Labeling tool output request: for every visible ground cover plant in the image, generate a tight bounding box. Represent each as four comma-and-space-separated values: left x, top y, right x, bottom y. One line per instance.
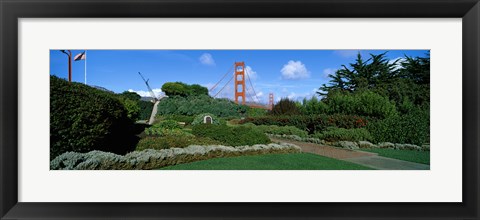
51, 143, 301, 170
160, 153, 373, 170
360, 148, 430, 165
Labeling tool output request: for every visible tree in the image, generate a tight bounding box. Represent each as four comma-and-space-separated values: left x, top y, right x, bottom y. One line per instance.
270, 98, 301, 115
119, 91, 141, 101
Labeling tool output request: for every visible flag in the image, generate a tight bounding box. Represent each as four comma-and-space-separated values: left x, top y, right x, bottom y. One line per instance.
74, 51, 86, 61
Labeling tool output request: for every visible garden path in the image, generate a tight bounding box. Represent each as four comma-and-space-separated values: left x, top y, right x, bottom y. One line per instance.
270, 138, 430, 170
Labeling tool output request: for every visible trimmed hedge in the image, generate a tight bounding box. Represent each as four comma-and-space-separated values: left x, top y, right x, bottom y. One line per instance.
50, 76, 135, 159
50, 143, 302, 170
367, 107, 429, 146
311, 127, 373, 142
240, 114, 368, 134
192, 124, 270, 146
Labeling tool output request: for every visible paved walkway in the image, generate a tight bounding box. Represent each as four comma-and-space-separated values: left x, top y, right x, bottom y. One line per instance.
270, 137, 430, 170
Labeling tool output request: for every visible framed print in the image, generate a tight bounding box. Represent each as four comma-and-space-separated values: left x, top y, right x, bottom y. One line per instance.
1, 0, 479, 219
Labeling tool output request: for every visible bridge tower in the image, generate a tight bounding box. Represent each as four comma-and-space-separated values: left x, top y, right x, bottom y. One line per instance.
268, 93, 274, 110
234, 62, 246, 105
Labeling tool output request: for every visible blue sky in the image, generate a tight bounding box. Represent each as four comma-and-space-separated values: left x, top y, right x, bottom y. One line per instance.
50, 50, 428, 104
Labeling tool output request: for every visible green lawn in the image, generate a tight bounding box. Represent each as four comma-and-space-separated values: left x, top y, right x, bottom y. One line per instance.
360, 148, 430, 165
159, 153, 373, 170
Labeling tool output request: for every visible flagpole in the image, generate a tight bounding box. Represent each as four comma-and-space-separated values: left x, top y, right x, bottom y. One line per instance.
84, 50, 87, 85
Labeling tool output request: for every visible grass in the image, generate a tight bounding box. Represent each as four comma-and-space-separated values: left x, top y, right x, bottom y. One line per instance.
360, 148, 430, 165
159, 153, 373, 170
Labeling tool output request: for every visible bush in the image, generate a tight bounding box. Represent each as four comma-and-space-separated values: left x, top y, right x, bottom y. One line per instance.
191, 113, 221, 125
51, 143, 302, 170
312, 127, 373, 142
144, 127, 186, 137
135, 134, 222, 151
157, 120, 181, 130
163, 115, 195, 125
241, 114, 369, 134
299, 96, 329, 115
50, 76, 135, 159
192, 124, 271, 146
118, 97, 140, 120
367, 107, 429, 145
326, 90, 397, 119
256, 125, 308, 137
270, 98, 301, 115
138, 101, 154, 121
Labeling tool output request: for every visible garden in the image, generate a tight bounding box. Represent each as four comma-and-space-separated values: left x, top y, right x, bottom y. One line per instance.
50, 52, 430, 170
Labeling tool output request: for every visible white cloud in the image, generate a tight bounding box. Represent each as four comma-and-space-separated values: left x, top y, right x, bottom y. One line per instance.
199, 53, 215, 66
322, 68, 337, 78
245, 66, 258, 80
280, 60, 310, 79
128, 88, 165, 98
389, 57, 406, 71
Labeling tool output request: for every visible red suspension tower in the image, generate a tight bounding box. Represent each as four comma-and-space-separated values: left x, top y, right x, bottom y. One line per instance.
234, 62, 246, 105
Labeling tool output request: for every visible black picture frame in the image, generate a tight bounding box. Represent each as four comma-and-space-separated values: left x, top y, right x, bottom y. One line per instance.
1, 0, 479, 219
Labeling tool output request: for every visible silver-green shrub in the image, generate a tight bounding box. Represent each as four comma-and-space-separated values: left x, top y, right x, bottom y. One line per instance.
51, 143, 301, 170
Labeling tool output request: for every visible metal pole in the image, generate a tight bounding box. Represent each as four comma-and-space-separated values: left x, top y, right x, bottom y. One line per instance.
67, 50, 72, 82
84, 51, 87, 85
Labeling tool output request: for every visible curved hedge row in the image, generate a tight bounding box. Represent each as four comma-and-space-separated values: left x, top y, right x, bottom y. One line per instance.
50, 143, 302, 170
50, 76, 135, 158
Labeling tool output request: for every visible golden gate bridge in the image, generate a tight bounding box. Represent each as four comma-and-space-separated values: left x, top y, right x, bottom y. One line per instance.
209, 62, 274, 110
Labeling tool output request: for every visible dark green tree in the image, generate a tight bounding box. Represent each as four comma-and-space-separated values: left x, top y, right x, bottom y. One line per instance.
270, 98, 301, 115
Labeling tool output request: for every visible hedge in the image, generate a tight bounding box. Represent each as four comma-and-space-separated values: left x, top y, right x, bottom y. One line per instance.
240, 114, 369, 134
50, 76, 135, 158
50, 143, 302, 170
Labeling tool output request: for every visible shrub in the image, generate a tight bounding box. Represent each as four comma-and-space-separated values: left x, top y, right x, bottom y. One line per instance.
312, 127, 373, 142
138, 101, 154, 121
270, 98, 301, 115
256, 125, 308, 137
300, 96, 329, 115
192, 124, 271, 146
163, 115, 195, 124
367, 107, 429, 146
326, 90, 397, 119
144, 127, 186, 137
157, 119, 181, 130
241, 114, 369, 134
50, 76, 135, 159
191, 113, 221, 125
51, 143, 302, 170
118, 97, 140, 121
135, 134, 222, 151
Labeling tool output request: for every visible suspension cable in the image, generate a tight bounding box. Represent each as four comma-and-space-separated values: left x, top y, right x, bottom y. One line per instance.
209, 64, 234, 92
245, 67, 260, 103
213, 74, 234, 98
